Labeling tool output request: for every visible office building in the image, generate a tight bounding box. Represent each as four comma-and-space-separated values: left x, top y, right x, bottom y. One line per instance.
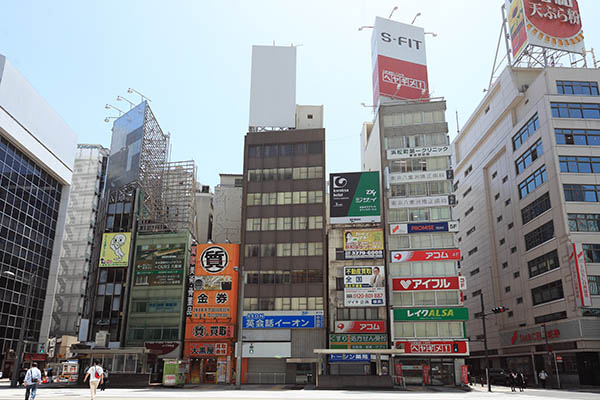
0, 54, 76, 370
195, 184, 213, 243
212, 174, 243, 244
50, 144, 108, 338
452, 66, 600, 386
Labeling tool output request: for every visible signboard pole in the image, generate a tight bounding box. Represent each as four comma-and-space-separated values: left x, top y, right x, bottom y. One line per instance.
480, 293, 491, 392
235, 269, 245, 389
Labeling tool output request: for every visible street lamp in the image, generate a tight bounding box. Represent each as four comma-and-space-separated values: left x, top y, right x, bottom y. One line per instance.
2, 270, 36, 388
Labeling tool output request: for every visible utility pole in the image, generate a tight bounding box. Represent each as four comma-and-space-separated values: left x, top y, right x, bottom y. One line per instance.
235, 269, 245, 389
480, 293, 491, 392
542, 324, 561, 389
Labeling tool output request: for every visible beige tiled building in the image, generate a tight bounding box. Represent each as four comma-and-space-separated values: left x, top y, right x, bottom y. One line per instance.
452, 66, 600, 386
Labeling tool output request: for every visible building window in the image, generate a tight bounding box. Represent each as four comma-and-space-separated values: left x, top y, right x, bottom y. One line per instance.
532, 280, 564, 306
464, 165, 473, 177
508, 222, 514, 229
515, 139, 543, 175
466, 226, 476, 236
584, 244, 600, 263
534, 311, 567, 324
500, 238, 505, 245
492, 171, 498, 179
524, 221, 554, 251
505, 286, 511, 293
519, 165, 547, 199
513, 271, 520, 278
470, 268, 480, 276
556, 80, 599, 96
508, 311, 514, 317
512, 113, 540, 150
521, 192, 551, 224
465, 206, 474, 217
528, 249, 560, 278
559, 155, 600, 173
468, 247, 478, 256
590, 276, 600, 295
497, 215, 503, 222
516, 297, 523, 304
564, 184, 600, 202
511, 247, 517, 254
568, 214, 600, 232
494, 193, 500, 200
502, 262, 508, 269
472, 289, 482, 297
556, 128, 600, 146
463, 187, 472, 197
503, 176, 508, 183
551, 102, 600, 119
505, 198, 511, 206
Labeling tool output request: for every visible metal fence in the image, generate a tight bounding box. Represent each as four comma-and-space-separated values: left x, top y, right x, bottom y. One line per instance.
246, 372, 286, 384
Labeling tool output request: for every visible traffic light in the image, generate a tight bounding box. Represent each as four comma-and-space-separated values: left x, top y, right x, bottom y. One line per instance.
491, 306, 507, 313
452, 342, 459, 353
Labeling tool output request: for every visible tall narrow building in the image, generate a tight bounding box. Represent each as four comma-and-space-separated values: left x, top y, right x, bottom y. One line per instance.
239, 45, 327, 384
212, 174, 243, 244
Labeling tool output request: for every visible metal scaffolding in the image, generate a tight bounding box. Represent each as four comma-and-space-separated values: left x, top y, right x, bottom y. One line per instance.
162, 160, 198, 236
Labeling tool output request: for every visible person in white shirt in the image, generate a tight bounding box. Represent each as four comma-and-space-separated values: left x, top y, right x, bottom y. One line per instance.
83, 360, 104, 400
24, 362, 42, 400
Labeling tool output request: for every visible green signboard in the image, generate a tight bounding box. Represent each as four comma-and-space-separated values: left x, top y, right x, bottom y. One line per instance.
330, 172, 381, 224
329, 334, 387, 350
393, 307, 469, 321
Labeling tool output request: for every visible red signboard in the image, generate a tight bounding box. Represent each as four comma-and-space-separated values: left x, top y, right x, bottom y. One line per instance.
569, 243, 592, 307
422, 365, 431, 384
511, 327, 560, 345
396, 341, 469, 355
185, 342, 229, 357
373, 55, 429, 103
392, 276, 466, 291
391, 249, 461, 263
335, 320, 386, 333
461, 365, 469, 385
524, 0, 582, 40
144, 342, 179, 356
24, 353, 47, 361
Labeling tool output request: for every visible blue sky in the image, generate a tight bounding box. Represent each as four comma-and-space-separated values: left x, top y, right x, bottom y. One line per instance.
2, 0, 600, 188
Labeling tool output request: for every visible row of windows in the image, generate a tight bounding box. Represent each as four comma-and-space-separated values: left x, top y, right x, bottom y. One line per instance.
336, 307, 380, 321
247, 166, 323, 182
245, 270, 323, 284
389, 157, 449, 173
386, 207, 452, 223
524, 221, 554, 251
383, 110, 445, 128
556, 80, 599, 96
384, 133, 449, 150
521, 192, 551, 225
518, 165, 547, 199
559, 155, 600, 173
534, 311, 567, 325
584, 244, 600, 263
243, 296, 323, 311
528, 249, 559, 278
246, 216, 323, 231
589, 276, 600, 296
389, 261, 457, 277
551, 102, 600, 119
388, 232, 455, 250
568, 214, 600, 232
244, 242, 323, 257
515, 139, 543, 175
392, 291, 461, 306
532, 280, 564, 306
556, 128, 600, 146
512, 113, 540, 151
390, 181, 451, 198
564, 184, 600, 202
247, 142, 323, 158
128, 326, 179, 341
393, 321, 463, 339
247, 190, 323, 205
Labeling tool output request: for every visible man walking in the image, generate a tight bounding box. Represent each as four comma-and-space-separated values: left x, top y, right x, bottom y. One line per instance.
83, 360, 104, 400
538, 369, 548, 389
23, 362, 41, 400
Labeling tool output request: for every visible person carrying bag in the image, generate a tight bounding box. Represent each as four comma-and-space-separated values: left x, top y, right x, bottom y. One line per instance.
83, 360, 104, 400
24, 363, 42, 400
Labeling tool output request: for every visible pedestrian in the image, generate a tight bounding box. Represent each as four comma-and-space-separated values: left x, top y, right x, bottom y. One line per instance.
509, 370, 517, 392
24, 362, 42, 400
83, 360, 104, 400
538, 369, 548, 389
517, 371, 526, 392
100, 369, 108, 391
18, 368, 27, 386
46, 368, 53, 384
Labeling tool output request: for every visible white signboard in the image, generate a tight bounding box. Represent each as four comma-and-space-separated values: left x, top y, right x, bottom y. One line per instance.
344, 266, 386, 307
387, 146, 451, 160
389, 170, 452, 184
389, 195, 455, 209
242, 342, 291, 358
569, 243, 592, 307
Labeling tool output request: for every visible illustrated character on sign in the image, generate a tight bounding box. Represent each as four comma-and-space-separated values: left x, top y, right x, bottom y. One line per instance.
110, 234, 127, 260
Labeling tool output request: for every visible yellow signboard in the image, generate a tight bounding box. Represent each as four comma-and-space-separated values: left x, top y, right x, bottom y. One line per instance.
343, 229, 384, 251
99, 232, 132, 267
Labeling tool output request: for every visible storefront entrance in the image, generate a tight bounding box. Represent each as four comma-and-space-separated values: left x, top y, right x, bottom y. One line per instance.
188, 358, 217, 384
429, 359, 455, 385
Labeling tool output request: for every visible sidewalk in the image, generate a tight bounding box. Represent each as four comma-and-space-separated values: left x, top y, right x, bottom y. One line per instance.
469, 383, 600, 395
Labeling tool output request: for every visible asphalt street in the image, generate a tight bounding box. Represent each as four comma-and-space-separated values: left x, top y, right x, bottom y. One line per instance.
0, 385, 599, 400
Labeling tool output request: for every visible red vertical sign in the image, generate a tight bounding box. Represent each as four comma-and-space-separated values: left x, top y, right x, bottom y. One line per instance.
422, 365, 431, 385
461, 365, 469, 385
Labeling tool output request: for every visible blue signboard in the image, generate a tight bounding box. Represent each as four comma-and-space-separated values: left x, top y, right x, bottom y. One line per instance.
329, 354, 371, 362
243, 311, 324, 329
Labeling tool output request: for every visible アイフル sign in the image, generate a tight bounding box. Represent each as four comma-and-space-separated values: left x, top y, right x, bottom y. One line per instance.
392, 276, 467, 291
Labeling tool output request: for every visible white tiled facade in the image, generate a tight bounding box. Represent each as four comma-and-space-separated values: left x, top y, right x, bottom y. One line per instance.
452, 66, 600, 385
